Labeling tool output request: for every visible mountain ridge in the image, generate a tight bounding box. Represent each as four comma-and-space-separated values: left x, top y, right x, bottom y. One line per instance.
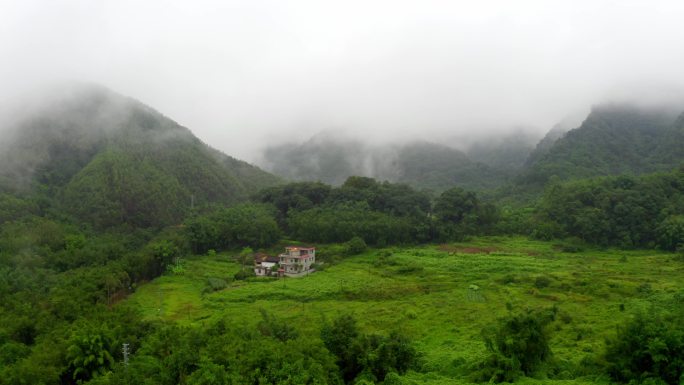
260, 137, 510, 192
520, 103, 683, 185
0, 83, 281, 228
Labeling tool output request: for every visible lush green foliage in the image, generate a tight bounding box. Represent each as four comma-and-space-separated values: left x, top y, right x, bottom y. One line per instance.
534, 168, 684, 248
259, 178, 496, 246
66, 323, 116, 382
185, 204, 281, 253
522, 105, 683, 185
604, 311, 684, 384
433, 187, 499, 241
474, 308, 556, 382
345, 236, 368, 255
254, 181, 332, 227
122, 239, 684, 384
321, 314, 418, 383
288, 202, 421, 245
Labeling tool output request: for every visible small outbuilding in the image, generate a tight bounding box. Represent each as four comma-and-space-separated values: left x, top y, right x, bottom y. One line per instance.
253, 253, 280, 276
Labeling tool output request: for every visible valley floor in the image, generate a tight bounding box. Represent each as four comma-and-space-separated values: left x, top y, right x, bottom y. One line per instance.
125, 237, 684, 384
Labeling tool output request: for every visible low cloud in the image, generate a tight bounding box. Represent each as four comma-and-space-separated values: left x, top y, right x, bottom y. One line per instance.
2, 1, 684, 162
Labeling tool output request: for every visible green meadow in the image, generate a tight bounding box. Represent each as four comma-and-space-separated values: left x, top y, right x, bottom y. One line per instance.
125, 237, 684, 384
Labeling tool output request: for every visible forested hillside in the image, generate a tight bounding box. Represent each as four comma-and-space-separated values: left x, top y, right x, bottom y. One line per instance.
261, 103, 684, 198
0, 84, 280, 229
261, 137, 508, 192
533, 167, 684, 248
521, 104, 683, 185
466, 129, 538, 172
523, 122, 570, 167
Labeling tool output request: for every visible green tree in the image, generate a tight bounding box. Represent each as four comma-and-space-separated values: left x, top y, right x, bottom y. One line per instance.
321, 314, 417, 383
345, 236, 367, 255
65, 324, 116, 382
321, 314, 364, 383
658, 215, 684, 251
186, 360, 229, 385
433, 187, 485, 240
474, 308, 556, 382
239, 247, 253, 272
434, 187, 478, 223
186, 204, 280, 253
604, 311, 684, 384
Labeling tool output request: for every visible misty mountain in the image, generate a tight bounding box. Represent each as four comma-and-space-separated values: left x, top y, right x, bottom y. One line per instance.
0, 84, 280, 228
656, 111, 684, 164
521, 103, 684, 184
260, 136, 508, 192
523, 122, 572, 167
466, 129, 539, 172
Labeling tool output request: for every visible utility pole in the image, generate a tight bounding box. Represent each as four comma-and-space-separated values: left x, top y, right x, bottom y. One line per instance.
190, 194, 195, 210
122, 342, 130, 367
122, 342, 130, 384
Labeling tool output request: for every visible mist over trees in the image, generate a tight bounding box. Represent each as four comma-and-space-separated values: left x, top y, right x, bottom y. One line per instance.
1, 84, 684, 384
260, 134, 536, 193
5, 0, 684, 382
521, 104, 684, 185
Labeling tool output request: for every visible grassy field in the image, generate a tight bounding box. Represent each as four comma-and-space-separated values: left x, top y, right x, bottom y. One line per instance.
124, 237, 684, 384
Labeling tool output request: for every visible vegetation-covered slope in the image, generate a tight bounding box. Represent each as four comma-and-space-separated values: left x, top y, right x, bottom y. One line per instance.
393, 142, 507, 192
0, 84, 280, 228
262, 138, 508, 192
466, 130, 538, 172
523, 123, 570, 167
521, 104, 682, 185
123, 238, 684, 384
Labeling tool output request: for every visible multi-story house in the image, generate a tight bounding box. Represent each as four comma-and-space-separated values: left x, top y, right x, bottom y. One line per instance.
278, 246, 316, 277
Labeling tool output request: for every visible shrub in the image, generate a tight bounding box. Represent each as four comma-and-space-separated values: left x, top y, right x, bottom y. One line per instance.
396, 262, 424, 275
657, 215, 684, 251
472, 308, 556, 382
345, 236, 367, 255
498, 274, 517, 285
205, 277, 227, 292
257, 309, 299, 342
604, 311, 684, 384
316, 244, 348, 261
233, 269, 254, 281
534, 275, 552, 289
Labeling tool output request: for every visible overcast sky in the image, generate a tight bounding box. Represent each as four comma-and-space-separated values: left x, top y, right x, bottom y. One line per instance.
2, 0, 684, 161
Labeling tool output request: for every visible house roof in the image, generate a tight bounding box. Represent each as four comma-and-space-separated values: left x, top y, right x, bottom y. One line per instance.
285, 246, 315, 251
254, 253, 279, 263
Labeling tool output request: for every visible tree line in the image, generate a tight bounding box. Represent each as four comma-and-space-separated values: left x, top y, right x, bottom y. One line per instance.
183, 176, 499, 253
